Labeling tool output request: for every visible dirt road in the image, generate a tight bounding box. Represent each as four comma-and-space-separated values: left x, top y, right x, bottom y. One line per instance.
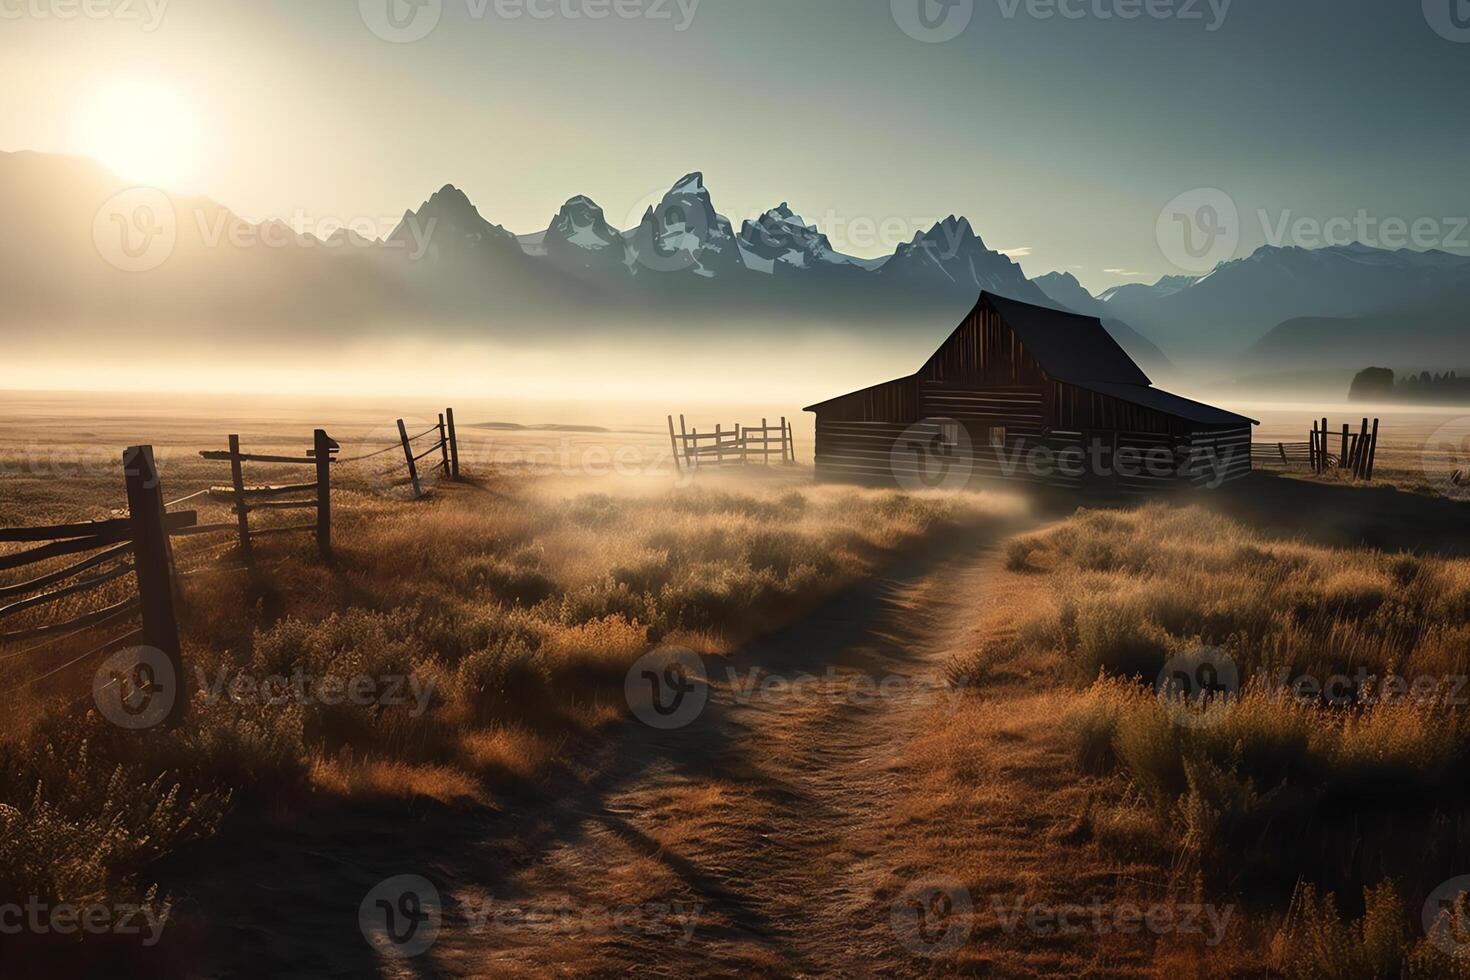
200, 522, 1116, 979
432, 525, 1046, 979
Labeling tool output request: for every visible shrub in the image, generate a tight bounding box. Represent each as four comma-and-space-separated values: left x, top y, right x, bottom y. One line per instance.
1273, 882, 1470, 979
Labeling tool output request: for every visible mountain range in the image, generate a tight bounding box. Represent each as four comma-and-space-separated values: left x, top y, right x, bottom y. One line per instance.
3, 149, 1465, 382
0, 151, 1177, 374
1091, 244, 1470, 372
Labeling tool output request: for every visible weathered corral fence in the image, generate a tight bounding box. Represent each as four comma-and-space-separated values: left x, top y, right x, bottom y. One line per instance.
394, 410, 459, 498
200, 429, 339, 561
666, 414, 795, 475
1252, 416, 1380, 481
0, 409, 466, 719
0, 446, 189, 724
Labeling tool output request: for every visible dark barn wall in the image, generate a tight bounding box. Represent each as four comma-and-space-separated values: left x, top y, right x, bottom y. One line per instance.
916, 302, 1049, 387
808, 296, 1252, 493
811, 378, 920, 484
1187, 425, 1253, 486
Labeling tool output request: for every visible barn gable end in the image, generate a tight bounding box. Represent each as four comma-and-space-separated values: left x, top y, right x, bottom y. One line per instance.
804, 292, 1257, 492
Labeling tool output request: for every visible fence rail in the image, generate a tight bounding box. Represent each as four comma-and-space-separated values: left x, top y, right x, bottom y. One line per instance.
1252, 416, 1380, 482
667, 414, 796, 474
0, 446, 187, 723
197, 430, 338, 563
0, 409, 467, 717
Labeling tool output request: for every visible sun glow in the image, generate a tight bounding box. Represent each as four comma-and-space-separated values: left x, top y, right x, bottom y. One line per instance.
71, 78, 205, 191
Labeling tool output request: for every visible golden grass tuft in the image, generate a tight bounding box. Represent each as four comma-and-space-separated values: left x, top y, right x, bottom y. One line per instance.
310, 758, 486, 805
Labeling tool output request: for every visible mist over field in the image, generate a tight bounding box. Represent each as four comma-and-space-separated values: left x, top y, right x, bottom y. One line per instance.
5, 1, 1470, 977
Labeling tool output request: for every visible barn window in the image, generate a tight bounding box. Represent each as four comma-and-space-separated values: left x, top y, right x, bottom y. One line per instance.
989, 426, 1007, 449
939, 421, 961, 449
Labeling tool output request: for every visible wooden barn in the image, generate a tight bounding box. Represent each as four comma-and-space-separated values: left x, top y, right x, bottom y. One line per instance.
804, 292, 1256, 492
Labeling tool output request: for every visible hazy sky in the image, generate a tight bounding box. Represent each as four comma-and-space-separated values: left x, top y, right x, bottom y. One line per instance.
4, 0, 1467, 291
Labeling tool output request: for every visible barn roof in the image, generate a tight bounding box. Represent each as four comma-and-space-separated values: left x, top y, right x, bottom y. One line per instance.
803, 292, 1256, 427
1072, 381, 1259, 426
801, 376, 911, 414
980, 293, 1151, 386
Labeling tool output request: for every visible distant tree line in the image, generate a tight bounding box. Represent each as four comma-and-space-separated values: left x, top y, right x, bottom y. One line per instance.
1349, 367, 1470, 403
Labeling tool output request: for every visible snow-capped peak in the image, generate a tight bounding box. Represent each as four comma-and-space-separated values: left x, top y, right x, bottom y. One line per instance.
670, 171, 706, 195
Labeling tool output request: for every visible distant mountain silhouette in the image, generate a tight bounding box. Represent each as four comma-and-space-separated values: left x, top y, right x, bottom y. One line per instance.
0, 150, 414, 338
6, 149, 1466, 378
0, 152, 1073, 345
1243, 278, 1470, 373
1095, 244, 1470, 362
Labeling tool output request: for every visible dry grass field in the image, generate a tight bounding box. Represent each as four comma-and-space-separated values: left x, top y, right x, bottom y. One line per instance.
0, 390, 1027, 976
2, 391, 1469, 977
934, 502, 1470, 977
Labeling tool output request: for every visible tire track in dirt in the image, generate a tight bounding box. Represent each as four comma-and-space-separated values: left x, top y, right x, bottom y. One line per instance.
423, 521, 1036, 978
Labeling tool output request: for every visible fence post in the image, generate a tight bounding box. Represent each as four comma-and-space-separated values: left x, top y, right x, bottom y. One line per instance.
1365, 418, 1379, 481
314, 429, 334, 559
716, 424, 724, 466
761, 418, 769, 466
123, 445, 185, 727
786, 418, 796, 464
1354, 418, 1370, 479
397, 418, 423, 499
667, 415, 682, 476
780, 417, 790, 464
438, 413, 451, 475
446, 407, 460, 479
227, 434, 253, 563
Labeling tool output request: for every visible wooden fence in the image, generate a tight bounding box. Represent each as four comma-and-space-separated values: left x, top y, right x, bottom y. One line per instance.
1251, 416, 1380, 481
0, 409, 464, 721
394, 410, 459, 498
0, 447, 190, 725
666, 414, 795, 475
200, 429, 339, 562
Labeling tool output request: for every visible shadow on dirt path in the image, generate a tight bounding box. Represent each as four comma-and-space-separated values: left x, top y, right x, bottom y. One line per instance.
187, 516, 1034, 979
